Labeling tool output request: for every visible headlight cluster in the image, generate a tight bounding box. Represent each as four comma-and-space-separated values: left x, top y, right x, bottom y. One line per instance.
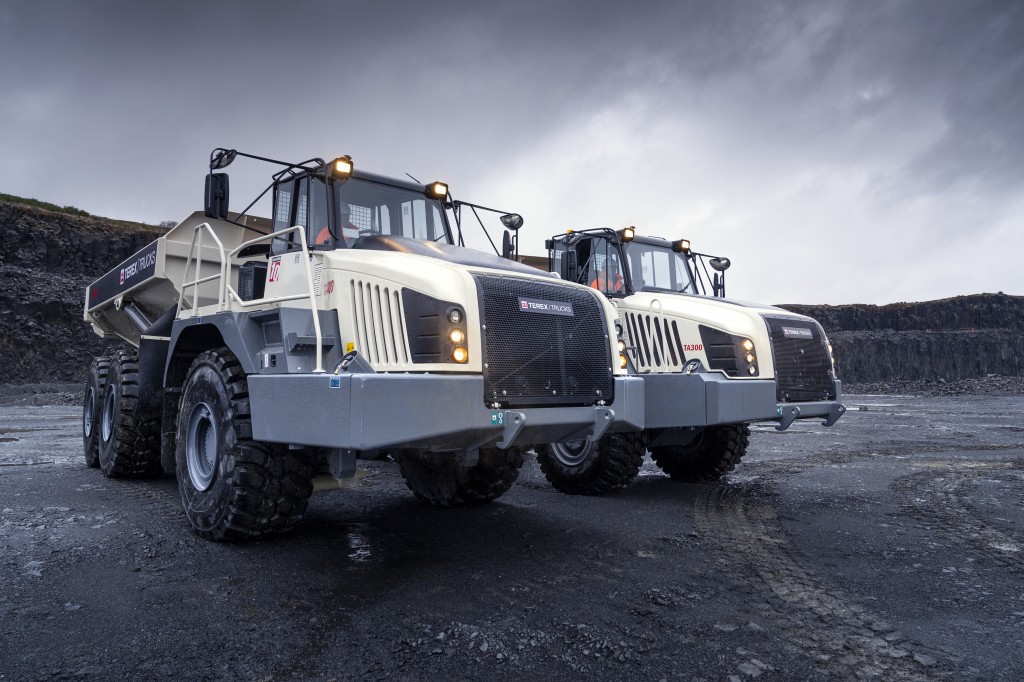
741, 338, 757, 375
448, 307, 468, 363
615, 321, 629, 370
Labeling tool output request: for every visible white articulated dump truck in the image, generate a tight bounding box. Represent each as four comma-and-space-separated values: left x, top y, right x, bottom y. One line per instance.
81, 149, 643, 540
536, 227, 846, 494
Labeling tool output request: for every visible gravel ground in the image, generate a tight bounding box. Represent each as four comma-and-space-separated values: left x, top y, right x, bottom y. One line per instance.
2, 392, 1023, 680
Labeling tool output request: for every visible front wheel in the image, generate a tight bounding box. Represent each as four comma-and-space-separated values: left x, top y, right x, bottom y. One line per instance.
650, 424, 750, 482
536, 432, 646, 495
395, 446, 525, 506
176, 348, 313, 541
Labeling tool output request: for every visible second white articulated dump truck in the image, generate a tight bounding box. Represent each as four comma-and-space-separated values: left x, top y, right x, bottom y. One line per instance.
81, 149, 642, 540
536, 227, 846, 494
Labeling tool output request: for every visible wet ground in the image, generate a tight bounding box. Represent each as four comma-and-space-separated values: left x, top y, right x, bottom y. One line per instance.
1, 393, 1023, 681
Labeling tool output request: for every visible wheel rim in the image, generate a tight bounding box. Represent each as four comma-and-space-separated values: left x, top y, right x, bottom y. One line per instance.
100, 387, 116, 443
83, 387, 95, 438
186, 402, 218, 491
551, 439, 593, 467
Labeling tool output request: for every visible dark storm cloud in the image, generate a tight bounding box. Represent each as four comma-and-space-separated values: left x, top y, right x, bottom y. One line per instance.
1, 0, 1021, 302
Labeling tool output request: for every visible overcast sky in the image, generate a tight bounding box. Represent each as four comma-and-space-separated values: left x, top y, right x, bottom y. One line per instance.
1, 0, 1021, 304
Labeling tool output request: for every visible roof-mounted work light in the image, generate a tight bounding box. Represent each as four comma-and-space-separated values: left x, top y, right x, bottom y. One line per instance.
427, 181, 448, 198
620, 226, 636, 242
673, 239, 691, 253
331, 156, 354, 178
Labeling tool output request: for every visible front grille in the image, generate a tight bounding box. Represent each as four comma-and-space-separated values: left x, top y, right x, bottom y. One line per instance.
763, 315, 836, 402
474, 274, 613, 407
350, 279, 410, 367
624, 312, 686, 371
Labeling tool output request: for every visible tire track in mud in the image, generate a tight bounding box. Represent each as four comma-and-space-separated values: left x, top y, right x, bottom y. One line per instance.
892, 461, 1024, 575
695, 483, 947, 680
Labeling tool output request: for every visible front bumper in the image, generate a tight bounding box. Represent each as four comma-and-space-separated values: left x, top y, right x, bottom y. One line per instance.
248, 373, 644, 452
642, 373, 845, 431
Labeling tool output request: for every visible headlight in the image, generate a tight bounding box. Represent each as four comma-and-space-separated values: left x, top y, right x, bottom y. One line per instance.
448, 308, 463, 324
617, 340, 626, 353
745, 352, 755, 364
450, 329, 465, 344
742, 339, 754, 352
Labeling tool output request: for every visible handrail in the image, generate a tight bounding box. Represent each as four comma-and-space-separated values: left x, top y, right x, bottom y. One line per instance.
180, 223, 227, 312
180, 223, 325, 373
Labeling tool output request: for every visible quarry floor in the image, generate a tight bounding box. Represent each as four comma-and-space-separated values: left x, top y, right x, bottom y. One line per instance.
1, 393, 1023, 681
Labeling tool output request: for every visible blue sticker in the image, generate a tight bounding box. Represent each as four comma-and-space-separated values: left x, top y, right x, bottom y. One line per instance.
329, 376, 341, 389
490, 411, 504, 426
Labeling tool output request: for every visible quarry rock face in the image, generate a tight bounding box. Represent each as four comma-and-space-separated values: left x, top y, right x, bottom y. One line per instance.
780, 295, 1024, 383
0, 199, 1020, 386
0, 201, 164, 384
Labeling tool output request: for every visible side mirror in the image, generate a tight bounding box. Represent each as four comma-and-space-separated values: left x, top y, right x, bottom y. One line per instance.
502, 230, 513, 260
205, 173, 230, 220
709, 257, 731, 272
500, 213, 524, 231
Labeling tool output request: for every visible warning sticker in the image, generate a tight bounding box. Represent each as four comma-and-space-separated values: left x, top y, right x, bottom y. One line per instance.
268, 257, 281, 283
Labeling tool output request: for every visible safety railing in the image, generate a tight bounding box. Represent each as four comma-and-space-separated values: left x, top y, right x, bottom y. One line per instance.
180, 223, 324, 373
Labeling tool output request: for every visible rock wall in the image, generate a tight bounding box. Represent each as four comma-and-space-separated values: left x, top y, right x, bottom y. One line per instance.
0, 201, 163, 383
780, 295, 1024, 384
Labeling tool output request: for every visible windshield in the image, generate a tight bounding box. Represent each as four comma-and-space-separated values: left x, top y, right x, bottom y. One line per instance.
273, 175, 451, 251
623, 241, 696, 293
333, 177, 449, 245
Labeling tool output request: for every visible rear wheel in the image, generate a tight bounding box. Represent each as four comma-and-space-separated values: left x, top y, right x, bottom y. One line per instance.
395, 446, 525, 506
82, 356, 110, 468
650, 424, 750, 482
97, 350, 162, 478
176, 348, 313, 541
536, 432, 646, 495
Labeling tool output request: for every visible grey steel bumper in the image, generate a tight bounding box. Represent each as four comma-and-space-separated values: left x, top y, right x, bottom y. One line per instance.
247, 373, 644, 451
642, 374, 845, 431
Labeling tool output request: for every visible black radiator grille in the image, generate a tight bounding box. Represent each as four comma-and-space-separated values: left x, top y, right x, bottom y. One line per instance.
474, 274, 613, 407
763, 316, 836, 402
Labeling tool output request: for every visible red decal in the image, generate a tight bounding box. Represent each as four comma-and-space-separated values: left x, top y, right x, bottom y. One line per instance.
324, 279, 334, 295
683, 344, 703, 352
268, 258, 281, 283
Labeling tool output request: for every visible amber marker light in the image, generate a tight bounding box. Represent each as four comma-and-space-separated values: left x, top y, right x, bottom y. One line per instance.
452, 346, 469, 363
332, 156, 354, 177
619, 353, 628, 369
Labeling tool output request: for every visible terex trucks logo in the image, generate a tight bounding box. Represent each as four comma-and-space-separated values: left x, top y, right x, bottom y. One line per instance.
782, 326, 814, 339
120, 250, 157, 285
518, 297, 574, 317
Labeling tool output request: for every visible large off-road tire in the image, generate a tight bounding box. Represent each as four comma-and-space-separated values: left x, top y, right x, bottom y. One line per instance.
82, 355, 110, 468
650, 424, 750, 482
176, 348, 314, 541
395, 446, 525, 506
536, 432, 646, 495
97, 349, 162, 478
